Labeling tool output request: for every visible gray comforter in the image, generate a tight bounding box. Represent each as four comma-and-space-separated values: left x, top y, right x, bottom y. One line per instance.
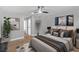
35, 35, 67, 52
31, 35, 73, 52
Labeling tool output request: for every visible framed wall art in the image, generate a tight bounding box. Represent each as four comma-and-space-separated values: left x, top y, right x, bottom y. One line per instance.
10, 18, 20, 30
55, 15, 74, 26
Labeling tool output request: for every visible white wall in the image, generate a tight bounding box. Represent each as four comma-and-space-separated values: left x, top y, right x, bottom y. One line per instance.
31, 14, 53, 35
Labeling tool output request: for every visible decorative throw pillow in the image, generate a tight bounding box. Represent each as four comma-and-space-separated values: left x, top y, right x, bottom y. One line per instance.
63, 31, 70, 37
52, 32, 54, 35
60, 32, 64, 38
53, 32, 59, 37
46, 34, 51, 36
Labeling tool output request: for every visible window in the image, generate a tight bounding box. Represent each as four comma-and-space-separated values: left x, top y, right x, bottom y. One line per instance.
24, 18, 32, 35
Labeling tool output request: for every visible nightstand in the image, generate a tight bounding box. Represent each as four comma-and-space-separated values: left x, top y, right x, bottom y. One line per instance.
76, 39, 79, 48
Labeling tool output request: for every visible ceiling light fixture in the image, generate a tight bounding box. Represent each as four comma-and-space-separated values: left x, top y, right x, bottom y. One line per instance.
32, 6, 48, 14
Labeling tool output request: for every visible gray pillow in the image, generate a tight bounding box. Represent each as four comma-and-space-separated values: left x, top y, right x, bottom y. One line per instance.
60, 32, 64, 38
53, 32, 59, 37
63, 31, 70, 37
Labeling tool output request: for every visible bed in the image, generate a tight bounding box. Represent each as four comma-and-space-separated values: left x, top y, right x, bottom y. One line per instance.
31, 34, 73, 52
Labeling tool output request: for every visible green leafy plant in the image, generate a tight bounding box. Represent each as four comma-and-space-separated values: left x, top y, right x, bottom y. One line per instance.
3, 17, 11, 38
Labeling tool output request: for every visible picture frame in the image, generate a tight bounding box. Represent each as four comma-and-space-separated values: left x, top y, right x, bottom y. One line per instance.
66, 15, 74, 26
58, 16, 66, 26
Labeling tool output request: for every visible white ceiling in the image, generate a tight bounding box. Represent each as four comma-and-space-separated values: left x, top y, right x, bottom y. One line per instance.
0, 6, 79, 16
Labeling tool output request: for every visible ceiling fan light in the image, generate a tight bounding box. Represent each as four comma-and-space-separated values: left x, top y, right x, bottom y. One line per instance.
38, 9, 42, 13
32, 6, 48, 14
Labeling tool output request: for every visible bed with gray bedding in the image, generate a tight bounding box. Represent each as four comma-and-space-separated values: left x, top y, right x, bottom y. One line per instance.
31, 34, 73, 52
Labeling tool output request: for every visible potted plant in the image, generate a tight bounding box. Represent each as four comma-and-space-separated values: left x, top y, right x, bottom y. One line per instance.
3, 17, 11, 38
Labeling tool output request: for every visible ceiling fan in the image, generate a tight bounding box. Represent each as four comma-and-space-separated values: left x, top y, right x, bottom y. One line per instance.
32, 6, 48, 14
26, 6, 48, 19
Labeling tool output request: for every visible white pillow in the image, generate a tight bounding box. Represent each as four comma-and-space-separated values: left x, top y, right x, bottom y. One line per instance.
45, 34, 51, 36
53, 32, 58, 36
60, 32, 64, 38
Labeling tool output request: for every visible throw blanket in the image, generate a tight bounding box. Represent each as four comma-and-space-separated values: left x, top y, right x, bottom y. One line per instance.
35, 35, 67, 52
